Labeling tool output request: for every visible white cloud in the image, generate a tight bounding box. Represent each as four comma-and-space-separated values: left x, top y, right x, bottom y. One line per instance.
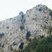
0, 0, 52, 21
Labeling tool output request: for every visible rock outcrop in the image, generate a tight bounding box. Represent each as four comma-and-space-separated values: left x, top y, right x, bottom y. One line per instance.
0, 4, 52, 52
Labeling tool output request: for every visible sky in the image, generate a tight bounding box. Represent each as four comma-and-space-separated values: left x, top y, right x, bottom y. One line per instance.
0, 0, 52, 21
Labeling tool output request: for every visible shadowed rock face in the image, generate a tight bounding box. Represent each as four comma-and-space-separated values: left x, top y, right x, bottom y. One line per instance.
19, 42, 24, 49
0, 32, 4, 38
0, 4, 52, 52
26, 31, 31, 40
19, 11, 25, 30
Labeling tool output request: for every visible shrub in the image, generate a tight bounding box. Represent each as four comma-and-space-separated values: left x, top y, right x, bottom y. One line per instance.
20, 26, 24, 30
39, 8, 42, 11
23, 38, 38, 52
49, 10, 52, 17
19, 42, 24, 49
0, 32, 4, 38
26, 31, 31, 40
36, 36, 52, 52
6, 26, 9, 29
22, 35, 52, 52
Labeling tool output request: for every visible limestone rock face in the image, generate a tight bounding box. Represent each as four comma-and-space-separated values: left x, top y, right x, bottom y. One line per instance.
0, 4, 52, 52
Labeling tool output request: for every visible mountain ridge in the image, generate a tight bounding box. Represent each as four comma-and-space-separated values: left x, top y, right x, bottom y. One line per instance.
0, 4, 52, 52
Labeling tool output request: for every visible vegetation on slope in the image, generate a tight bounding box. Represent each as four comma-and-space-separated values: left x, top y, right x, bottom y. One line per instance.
19, 35, 52, 52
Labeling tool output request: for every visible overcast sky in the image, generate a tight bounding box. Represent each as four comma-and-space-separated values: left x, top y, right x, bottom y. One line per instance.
0, 0, 52, 21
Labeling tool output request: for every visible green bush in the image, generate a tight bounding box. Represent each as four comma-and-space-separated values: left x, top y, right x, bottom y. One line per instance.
23, 38, 38, 52
21, 35, 52, 52
36, 36, 52, 52
49, 10, 52, 17
0, 32, 4, 38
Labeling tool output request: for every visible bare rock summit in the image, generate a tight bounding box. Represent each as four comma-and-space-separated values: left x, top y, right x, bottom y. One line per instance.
0, 4, 52, 52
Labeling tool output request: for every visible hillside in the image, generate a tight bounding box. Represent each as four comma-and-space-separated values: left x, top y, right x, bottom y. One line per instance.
0, 4, 52, 52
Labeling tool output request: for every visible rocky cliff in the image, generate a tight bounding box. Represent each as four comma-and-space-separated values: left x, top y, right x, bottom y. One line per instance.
0, 4, 52, 52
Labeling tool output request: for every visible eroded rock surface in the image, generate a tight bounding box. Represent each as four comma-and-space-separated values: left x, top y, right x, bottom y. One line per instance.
0, 4, 52, 52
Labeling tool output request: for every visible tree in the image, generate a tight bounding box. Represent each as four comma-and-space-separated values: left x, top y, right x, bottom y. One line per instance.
36, 36, 52, 52
22, 35, 52, 52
